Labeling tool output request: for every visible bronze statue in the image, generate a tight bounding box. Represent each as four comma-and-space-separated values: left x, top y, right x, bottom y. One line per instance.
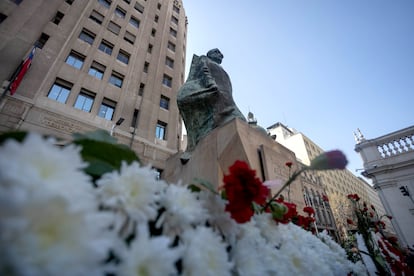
177, 48, 246, 160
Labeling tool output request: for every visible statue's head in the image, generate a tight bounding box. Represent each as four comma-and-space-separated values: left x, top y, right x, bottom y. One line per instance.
207, 48, 224, 64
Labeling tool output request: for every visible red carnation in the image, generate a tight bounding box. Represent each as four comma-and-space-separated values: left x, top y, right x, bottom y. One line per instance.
347, 193, 360, 202
285, 161, 293, 168
346, 218, 354, 225
303, 206, 315, 216
322, 194, 329, 202
223, 160, 269, 223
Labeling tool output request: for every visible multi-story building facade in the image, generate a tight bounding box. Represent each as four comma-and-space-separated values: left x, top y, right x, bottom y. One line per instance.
267, 122, 386, 240
0, 0, 187, 172
355, 126, 414, 247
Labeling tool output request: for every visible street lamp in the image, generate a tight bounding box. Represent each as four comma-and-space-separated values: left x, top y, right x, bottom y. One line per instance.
110, 117, 124, 136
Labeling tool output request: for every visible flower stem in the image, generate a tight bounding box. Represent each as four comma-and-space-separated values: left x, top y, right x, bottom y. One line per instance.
261, 168, 306, 212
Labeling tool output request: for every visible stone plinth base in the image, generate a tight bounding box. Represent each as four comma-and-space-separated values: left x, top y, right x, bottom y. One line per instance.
164, 119, 300, 195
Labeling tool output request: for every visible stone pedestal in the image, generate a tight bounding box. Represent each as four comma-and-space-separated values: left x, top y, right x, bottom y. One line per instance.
164, 119, 302, 206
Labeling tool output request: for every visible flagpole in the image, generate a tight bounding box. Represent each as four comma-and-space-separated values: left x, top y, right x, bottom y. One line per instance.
0, 78, 15, 106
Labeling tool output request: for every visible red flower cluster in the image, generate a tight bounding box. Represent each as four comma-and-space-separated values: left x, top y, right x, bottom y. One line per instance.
274, 197, 298, 224
322, 194, 329, 202
303, 206, 315, 216
272, 199, 315, 231
285, 161, 293, 168
378, 236, 413, 275
223, 160, 269, 223
347, 193, 360, 201
346, 218, 354, 225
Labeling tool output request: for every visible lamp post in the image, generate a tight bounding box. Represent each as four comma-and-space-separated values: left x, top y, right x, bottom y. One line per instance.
110, 117, 124, 136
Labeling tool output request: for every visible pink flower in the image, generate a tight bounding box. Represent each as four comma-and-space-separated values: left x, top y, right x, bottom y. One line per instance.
309, 150, 348, 170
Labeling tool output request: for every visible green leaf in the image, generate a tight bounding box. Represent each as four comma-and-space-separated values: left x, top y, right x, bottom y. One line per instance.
221, 190, 227, 200
73, 138, 139, 179
270, 202, 288, 220
192, 178, 218, 194
73, 129, 117, 144
0, 131, 27, 145
188, 184, 201, 193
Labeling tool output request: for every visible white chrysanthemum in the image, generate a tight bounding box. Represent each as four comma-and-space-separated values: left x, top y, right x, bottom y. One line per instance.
0, 133, 94, 210
198, 190, 239, 245
157, 185, 209, 235
320, 231, 367, 275
231, 220, 277, 276
0, 194, 114, 276
181, 226, 233, 276
97, 162, 166, 222
268, 223, 366, 275
118, 225, 181, 276
253, 213, 282, 246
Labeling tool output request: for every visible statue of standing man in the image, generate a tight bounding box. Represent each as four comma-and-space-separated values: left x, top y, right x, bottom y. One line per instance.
177, 48, 246, 160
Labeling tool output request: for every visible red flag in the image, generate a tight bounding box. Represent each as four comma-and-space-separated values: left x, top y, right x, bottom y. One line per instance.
10, 47, 35, 95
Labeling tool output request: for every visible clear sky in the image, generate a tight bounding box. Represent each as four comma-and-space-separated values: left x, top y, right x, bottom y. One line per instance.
182, 0, 414, 180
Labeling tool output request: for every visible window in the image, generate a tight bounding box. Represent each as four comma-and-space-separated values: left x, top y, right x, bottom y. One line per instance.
65, 0, 74, 4
170, 27, 177, 37
123, 0, 130, 4
98, 40, 113, 55
171, 15, 178, 25
147, 44, 153, 53
167, 41, 175, 52
131, 109, 139, 127
98, 98, 116, 120
155, 121, 167, 140
165, 57, 174, 68
117, 50, 130, 64
11, 0, 23, 4
143, 62, 149, 73
138, 83, 145, 96
129, 16, 140, 28
134, 2, 144, 13
35, 33, 50, 49
154, 15, 159, 22
65, 51, 85, 69
52, 11, 64, 25
157, 3, 161, 10
124, 31, 136, 44
78, 29, 95, 45
98, 0, 111, 8
162, 74, 172, 87
160, 95, 170, 110
151, 28, 156, 37
115, 6, 126, 18
173, 5, 180, 13
88, 61, 105, 79
107, 21, 121, 35
47, 79, 72, 103
89, 10, 104, 25
0, 13, 7, 24
109, 71, 124, 88
74, 90, 95, 112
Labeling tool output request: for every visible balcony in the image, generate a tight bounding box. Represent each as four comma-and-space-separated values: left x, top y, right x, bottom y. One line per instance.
355, 126, 414, 174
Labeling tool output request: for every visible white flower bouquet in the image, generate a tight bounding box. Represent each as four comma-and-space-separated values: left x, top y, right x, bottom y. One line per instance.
0, 131, 367, 275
